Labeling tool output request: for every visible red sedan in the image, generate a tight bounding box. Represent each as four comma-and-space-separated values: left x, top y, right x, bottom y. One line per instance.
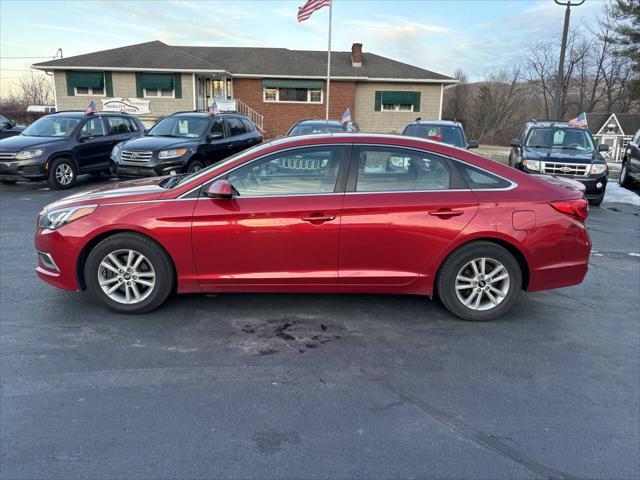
34, 134, 591, 321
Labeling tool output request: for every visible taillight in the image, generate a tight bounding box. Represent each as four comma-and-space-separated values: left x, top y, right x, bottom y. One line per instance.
550, 199, 589, 219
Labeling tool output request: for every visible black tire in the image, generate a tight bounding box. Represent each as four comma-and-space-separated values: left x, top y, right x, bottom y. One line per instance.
437, 241, 522, 321
186, 159, 205, 174
619, 161, 631, 187
1, 180, 17, 185
48, 157, 77, 189
84, 232, 174, 314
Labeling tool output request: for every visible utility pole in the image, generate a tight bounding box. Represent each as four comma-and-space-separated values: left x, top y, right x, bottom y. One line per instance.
552, 0, 584, 120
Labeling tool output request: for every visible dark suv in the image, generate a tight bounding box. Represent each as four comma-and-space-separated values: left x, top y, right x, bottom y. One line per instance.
509, 121, 609, 205
0, 114, 26, 139
287, 119, 359, 136
402, 119, 479, 149
619, 129, 640, 187
112, 112, 262, 177
0, 111, 144, 189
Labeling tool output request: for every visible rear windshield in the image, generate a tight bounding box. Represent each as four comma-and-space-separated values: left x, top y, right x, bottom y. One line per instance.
289, 123, 346, 136
525, 127, 595, 151
403, 124, 466, 148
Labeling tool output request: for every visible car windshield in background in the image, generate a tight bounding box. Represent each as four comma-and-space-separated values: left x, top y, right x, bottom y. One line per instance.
147, 116, 209, 138
0, 114, 9, 124
289, 123, 346, 135
403, 124, 465, 148
525, 127, 595, 151
22, 116, 80, 137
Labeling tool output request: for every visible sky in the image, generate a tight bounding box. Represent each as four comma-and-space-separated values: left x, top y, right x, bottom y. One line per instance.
0, 0, 607, 98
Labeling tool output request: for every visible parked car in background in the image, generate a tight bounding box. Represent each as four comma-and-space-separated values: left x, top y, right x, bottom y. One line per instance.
0, 113, 26, 139
0, 111, 144, 188
286, 119, 359, 136
26, 105, 56, 113
35, 133, 592, 322
509, 121, 609, 205
402, 119, 479, 150
112, 112, 262, 177
619, 128, 640, 187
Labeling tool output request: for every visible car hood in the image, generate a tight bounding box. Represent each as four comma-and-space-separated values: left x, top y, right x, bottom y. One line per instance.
0, 135, 66, 151
120, 136, 195, 151
523, 147, 599, 163
45, 177, 168, 210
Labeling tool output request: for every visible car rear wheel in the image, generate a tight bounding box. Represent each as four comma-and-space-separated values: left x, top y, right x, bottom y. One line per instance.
619, 161, 631, 187
187, 159, 205, 174
85, 232, 174, 314
48, 158, 77, 189
437, 242, 522, 321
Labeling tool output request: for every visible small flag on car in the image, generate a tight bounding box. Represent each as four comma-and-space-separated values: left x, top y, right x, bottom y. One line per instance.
568, 112, 587, 128
298, 0, 330, 22
85, 100, 98, 115
341, 107, 351, 124
208, 99, 220, 116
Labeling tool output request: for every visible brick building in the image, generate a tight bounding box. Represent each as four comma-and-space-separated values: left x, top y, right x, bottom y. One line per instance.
33, 40, 456, 137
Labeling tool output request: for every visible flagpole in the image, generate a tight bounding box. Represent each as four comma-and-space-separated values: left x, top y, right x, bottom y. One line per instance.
325, 0, 332, 121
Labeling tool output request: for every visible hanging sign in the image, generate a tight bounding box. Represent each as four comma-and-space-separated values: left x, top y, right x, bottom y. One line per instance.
101, 97, 151, 115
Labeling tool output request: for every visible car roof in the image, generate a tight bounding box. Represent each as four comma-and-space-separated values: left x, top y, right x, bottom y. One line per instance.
294, 119, 344, 126
169, 111, 251, 120
526, 121, 573, 128
408, 120, 462, 127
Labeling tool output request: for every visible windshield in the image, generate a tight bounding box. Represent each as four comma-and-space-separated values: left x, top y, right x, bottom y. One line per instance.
22, 116, 80, 137
289, 123, 346, 136
525, 127, 595, 151
147, 116, 209, 138
0, 114, 8, 124
403, 124, 466, 148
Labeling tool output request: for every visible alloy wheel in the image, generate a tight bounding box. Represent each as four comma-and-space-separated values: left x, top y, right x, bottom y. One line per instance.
97, 249, 156, 304
455, 257, 510, 311
55, 164, 74, 186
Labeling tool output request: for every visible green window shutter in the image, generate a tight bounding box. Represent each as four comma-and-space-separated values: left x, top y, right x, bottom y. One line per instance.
374, 91, 382, 111
105, 72, 113, 97
138, 73, 174, 90
262, 79, 323, 89
135, 73, 143, 98
376, 91, 421, 111
66, 71, 75, 96
413, 92, 421, 112
66, 71, 104, 89
174, 73, 182, 98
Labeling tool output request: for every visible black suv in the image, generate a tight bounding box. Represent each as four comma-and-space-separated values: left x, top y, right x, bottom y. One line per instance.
619, 128, 640, 187
0, 113, 26, 139
112, 112, 262, 177
0, 111, 144, 189
402, 119, 479, 149
509, 121, 609, 205
287, 119, 359, 136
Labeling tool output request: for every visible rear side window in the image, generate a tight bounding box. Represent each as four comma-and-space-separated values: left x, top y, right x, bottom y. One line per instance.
226, 118, 245, 136
125, 117, 140, 132
355, 147, 451, 192
106, 117, 132, 134
80, 118, 106, 137
455, 162, 511, 190
241, 119, 255, 132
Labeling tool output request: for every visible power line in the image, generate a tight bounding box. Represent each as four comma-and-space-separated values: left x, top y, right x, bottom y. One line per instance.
0, 56, 56, 59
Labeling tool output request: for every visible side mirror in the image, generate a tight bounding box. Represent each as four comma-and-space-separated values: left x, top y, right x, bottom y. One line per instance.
204, 179, 233, 199
207, 132, 224, 141
9, 120, 16, 127
510, 138, 522, 148
467, 139, 479, 149
598, 143, 609, 152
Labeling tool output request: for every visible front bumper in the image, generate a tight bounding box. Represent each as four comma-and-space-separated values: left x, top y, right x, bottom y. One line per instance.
34, 227, 83, 291
522, 166, 608, 199
114, 156, 189, 178
0, 158, 47, 181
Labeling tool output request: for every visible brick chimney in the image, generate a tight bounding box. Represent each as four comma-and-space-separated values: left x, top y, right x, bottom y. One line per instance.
351, 43, 363, 67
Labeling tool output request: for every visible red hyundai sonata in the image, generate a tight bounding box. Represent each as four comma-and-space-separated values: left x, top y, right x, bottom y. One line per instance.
34, 134, 591, 321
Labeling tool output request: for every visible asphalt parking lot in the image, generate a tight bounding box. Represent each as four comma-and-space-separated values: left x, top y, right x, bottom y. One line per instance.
1, 176, 639, 480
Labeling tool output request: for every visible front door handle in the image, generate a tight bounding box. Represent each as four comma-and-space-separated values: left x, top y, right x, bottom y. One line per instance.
429, 209, 464, 219
301, 214, 336, 224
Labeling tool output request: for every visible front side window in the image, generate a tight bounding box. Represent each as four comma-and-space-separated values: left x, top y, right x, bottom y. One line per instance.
226, 118, 245, 136
80, 118, 106, 137
211, 118, 224, 136
146, 116, 209, 138
263, 87, 323, 104
355, 147, 451, 192
228, 146, 345, 196
22, 116, 81, 137
525, 127, 595, 151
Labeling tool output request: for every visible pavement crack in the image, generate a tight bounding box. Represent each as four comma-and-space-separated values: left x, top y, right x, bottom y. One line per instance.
375, 379, 576, 480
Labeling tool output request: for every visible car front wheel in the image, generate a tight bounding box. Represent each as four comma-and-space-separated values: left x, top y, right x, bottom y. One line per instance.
48, 158, 77, 189
187, 159, 205, 174
619, 161, 631, 187
437, 242, 522, 321
84, 232, 174, 313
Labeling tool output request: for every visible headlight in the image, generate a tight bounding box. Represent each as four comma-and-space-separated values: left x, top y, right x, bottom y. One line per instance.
111, 144, 122, 158
158, 148, 188, 159
590, 164, 607, 175
16, 149, 44, 160
38, 205, 97, 230
522, 159, 540, 171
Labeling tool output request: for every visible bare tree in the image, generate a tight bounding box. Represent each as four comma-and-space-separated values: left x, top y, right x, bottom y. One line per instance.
442, 68, 470, 124
13, 71, 53, 107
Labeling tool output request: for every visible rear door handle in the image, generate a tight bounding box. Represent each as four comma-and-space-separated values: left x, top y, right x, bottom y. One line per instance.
301, 214, 336, 224
429, 209, 464, 219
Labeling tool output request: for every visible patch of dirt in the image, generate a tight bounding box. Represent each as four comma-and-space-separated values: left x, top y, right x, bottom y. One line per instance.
251, 430, 301, 454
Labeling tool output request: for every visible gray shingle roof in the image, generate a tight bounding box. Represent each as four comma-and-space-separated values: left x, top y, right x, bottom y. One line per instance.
586, 113, 640, 136
33, 40, 454, 82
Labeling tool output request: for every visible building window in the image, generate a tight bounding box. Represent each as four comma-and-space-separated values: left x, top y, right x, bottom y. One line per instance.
263, 87, 323, 104
143, 88, 174, 98
74, 86, 105, 96
381, 103, 414, 112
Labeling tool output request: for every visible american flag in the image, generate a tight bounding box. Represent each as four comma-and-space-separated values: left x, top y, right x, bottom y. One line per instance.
341, 107, 351, 124
298, 0, 330, 22
208, 99, 220, 116
568, 112, 587, 128
85, 100, 98, 115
